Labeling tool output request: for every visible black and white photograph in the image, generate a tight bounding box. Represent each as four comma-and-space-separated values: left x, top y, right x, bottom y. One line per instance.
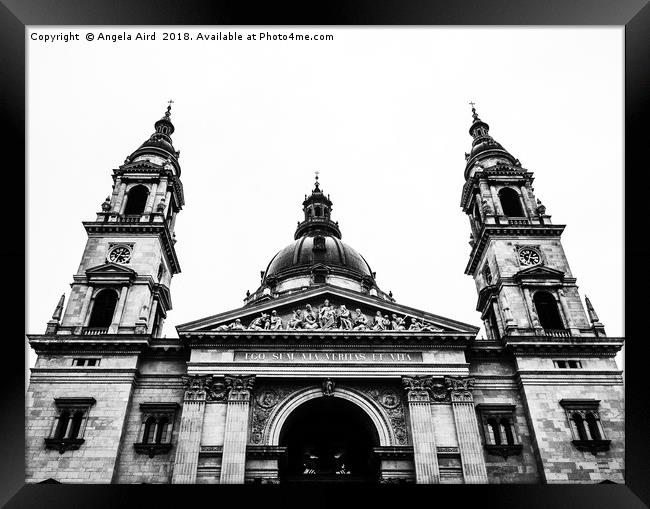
24, 25, 627, 488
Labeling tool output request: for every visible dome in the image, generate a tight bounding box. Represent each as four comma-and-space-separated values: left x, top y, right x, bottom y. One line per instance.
264, 233, 373, 279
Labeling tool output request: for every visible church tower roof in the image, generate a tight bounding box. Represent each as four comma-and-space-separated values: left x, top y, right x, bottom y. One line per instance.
127, 101, 181, 174
464, 103, 518, 179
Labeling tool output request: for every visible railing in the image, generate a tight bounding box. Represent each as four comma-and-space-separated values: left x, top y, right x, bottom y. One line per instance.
543, 329, 571, 338
82, 327, 109, 336
118, 215, 143, 223
507, 218, 529, 225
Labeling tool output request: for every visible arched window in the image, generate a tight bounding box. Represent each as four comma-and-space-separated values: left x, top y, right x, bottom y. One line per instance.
88, 289, 119, 328
315, 206, 322, 217
69, 411, 84, 439
487, 418, 501, 445
585, 413, 601, 440
123, 185, 149, 215
533, 291, 565, 330
143, 416, 157, 444
572, 413, 588, 441
498, 187, 524, 217
502, 418, 515, 445
307, 208, 313, 217
156, 417, 170, 443
473, 200, 482, 224
54, 410, 71, 439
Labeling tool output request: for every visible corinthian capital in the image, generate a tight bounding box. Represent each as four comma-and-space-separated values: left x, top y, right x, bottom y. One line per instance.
444, 376, 475, 403
402, 375, 435, 403
181, 374, 213, 401
224, 374, 256, 402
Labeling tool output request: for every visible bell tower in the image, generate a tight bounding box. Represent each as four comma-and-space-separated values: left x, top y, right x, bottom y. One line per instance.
48, 102, 184, 337
460, 104, 605, 340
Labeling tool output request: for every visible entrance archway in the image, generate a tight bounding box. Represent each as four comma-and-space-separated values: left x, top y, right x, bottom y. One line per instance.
278, 396, 380, 483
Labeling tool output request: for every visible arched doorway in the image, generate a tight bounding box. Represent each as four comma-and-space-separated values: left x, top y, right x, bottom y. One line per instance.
278, 396, 380, 483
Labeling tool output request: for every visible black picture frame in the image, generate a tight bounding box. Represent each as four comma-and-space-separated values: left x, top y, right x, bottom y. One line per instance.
4, 1, 648, 507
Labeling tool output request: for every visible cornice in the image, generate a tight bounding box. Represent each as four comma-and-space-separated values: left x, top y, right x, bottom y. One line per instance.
27, 334, 151, 353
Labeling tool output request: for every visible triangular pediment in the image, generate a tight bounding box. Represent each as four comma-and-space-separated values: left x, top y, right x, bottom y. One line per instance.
514, 265, 565, 282
177, 285, 479, 335
86, 262, 137, 282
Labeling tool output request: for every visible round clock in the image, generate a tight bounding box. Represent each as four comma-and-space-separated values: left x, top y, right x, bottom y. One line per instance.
108, 245, 132, 264
518, 248, 540, 266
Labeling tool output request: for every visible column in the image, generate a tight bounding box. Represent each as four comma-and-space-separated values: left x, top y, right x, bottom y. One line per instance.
522, 287, 542, 332
557, 289, 580, 336
445, 377, 488, 484
114, 182, 128, 215
489, 185, 504, 216
108, 285, 128, 333
77, 286, 95, 327
520, 185, 535, 216
402, 376, 440, 484
144, 181, 159, 214
220, 375, 256, 484
171, 375, 212, 484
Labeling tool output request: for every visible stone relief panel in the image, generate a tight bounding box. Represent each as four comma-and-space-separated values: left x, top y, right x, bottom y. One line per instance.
213, 298, 443, 333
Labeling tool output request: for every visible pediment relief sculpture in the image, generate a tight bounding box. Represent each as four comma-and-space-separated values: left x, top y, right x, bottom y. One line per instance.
212, 299, 444, 332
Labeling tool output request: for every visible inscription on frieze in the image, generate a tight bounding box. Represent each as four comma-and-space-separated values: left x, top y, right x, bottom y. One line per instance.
234, 351, 423, 363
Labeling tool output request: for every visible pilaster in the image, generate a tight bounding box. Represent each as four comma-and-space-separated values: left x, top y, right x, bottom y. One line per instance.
171, 375, 211, 484
445, 377, 488, 483
219, 375, 256, 484
402, 376, 440, 484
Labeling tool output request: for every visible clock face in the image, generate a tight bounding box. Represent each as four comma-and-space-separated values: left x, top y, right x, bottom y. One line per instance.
108, 246, 132, 264
518, 248, 540, 266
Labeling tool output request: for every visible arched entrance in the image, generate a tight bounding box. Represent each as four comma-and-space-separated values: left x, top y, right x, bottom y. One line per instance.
278, 396, 380, 483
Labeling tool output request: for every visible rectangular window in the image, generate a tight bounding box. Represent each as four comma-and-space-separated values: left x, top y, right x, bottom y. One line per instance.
72, 358, 101, 367
553, 359, 582, 369
44, 397, 96, 453
476, 404, 523, 459
559, 399, 611, 453
134, 403, 179, 457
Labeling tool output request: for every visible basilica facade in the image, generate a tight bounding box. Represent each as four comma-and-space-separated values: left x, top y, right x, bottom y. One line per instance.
25, 104, 624, 484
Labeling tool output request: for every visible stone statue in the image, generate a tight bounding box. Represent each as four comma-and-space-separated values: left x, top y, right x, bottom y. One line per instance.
481, 199, 492, 215
229, 318, 245, 331
249, 312, 270, 330
338, 305, 353, 330
269, 310, 283, 330
286, 309, 303, 330
101, 196, 111, 212
156, 198, 166, 213
353, 309, 368, 330
391, 314, 406, 331
302, 304, 319, 330
536, 198, 546, 215
409, 318, 437, 332
319, 299, 336, 329
372, 311, 385, 331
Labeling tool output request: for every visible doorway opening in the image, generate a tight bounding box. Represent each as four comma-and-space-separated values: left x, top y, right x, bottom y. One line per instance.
278, 396, 380, 483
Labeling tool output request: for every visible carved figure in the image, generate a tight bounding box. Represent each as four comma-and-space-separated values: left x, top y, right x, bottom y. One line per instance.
353, 309, 368, 330
249, 312, 270, 330
382, 314, 391, 330
322, 378, 335, 396
101, 196, 111, 212
391, 314, 406, 331
319, 299, 336, 329
229, 318, 245, 330
269, 310, 283, 330
338, 305, 353, 330
536, 198, 546, 215
286, 309, 303, 330
372, 311, 385, 331
302, 304, 319, 329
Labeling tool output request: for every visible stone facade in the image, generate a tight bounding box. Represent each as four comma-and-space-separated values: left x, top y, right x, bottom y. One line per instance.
25, 105, 624, 484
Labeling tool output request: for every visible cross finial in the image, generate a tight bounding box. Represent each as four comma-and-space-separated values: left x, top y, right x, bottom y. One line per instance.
165, 99, 174, 117
469, 100, 479, 120
313, 170, 320, 190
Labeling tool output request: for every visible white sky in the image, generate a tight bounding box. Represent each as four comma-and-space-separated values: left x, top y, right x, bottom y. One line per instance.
26, 27, 624, 371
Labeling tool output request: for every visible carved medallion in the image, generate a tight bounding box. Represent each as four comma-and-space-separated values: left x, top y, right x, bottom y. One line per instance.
256, 389, 279, 409
379, 391, 400, 409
